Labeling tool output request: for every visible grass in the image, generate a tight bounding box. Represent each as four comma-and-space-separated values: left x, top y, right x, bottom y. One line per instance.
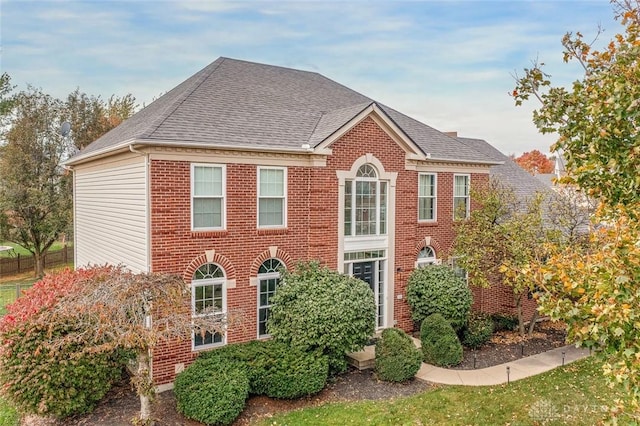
261, 358, 632, 425
0, 396, 19, 426
0, 263, 73, 315
0, 241, 71, 258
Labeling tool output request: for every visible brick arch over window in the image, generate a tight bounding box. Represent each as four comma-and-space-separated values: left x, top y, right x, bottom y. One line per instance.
249, 247, 293, 277
413, 236, 444, 258
183, 251, 236, 283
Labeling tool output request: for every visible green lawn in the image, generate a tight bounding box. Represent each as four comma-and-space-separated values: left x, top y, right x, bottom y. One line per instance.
0, 396, 19, 426
0, 241, 70, 258
261, 358, 631, 425
0, 277, 38, 315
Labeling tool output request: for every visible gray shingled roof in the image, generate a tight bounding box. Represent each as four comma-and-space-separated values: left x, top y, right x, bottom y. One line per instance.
457, 137, 551, 200
71, 58, 496, 164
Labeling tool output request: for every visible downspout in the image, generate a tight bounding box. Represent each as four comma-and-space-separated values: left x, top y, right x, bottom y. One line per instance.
129, 144, 151, 273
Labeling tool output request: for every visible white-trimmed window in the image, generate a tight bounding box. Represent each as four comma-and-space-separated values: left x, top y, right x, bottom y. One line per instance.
416, 246, 436, 268
345, 164, 387, 236
192, 263, 226, 349
257, 258, 284, 338
258, 167, 287, 228
191, 164, 225, 230
453, 174, 470, 220
450, 256, 468, 282
418, 173, 437, 221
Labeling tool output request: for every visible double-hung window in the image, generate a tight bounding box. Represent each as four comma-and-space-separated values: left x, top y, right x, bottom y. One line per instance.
257, 258, 284, 338
192, 263, 226, 349
258, 167, 287, 228
192, 164, 225, 230
453, 174, 470, 220
418, 173, 437, 221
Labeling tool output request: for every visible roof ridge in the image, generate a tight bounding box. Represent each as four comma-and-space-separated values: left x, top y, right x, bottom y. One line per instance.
143, 58, 226, 139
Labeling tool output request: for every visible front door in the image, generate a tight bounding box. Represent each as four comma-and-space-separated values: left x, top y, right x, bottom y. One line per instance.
351, 260, 384, 328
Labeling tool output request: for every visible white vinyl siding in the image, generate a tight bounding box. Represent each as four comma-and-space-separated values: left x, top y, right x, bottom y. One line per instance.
74, 155, 148, 273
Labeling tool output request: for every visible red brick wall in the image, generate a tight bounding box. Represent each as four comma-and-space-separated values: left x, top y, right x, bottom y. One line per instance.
148, 116, 524, 385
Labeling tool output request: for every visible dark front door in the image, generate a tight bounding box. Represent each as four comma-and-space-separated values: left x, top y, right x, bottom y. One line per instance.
352, 261, 374, 292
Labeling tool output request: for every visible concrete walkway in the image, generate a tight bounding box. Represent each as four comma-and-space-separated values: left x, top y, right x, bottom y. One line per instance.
416, 345, 590, 386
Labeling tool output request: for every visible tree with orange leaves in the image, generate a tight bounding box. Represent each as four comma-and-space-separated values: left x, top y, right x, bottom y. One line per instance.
514, 149, 554, 174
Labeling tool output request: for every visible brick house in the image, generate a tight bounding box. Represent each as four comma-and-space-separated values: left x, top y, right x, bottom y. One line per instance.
66, 57, 539, 387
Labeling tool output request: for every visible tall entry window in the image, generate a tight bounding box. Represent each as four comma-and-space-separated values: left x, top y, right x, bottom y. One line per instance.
192, 263, 226, 349
344, 164, 387, 236
257, 258, 284, 338
344, 250, 386, 328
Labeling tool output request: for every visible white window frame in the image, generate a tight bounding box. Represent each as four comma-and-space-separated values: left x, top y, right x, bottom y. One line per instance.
415, 246, 437, 268
256, 258, 284, 339
418, 173, 437, 222
257, 166, 287, 229
191, 264, 227, 350
345, 165, 388, 236
191, 163, 226, 231
453, 174, 470, 220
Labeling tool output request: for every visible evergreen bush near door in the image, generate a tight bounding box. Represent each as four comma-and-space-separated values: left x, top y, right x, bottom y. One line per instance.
269, 261, 376, 374
406, 265, 472, 330
420, 313, 463, 367
174, 358, 249, 426
375, 328, 422, 382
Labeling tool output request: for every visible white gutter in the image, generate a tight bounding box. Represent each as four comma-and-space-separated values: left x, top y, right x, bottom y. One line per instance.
129, 144, 152, 273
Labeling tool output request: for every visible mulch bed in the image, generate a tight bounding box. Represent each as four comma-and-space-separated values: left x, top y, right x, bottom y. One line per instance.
22, 320, 567, 426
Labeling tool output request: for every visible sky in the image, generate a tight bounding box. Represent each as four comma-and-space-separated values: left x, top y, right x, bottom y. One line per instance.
0, 0, 624, 156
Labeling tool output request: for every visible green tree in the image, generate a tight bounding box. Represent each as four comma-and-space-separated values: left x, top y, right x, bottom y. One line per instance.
0, 86, 135, 276
512, 1, 639, 215
66, 89, 136, 150
268, 261, 376, 374
0, 87, 72, 277
514, 1, 640, 416
453, 178, 545, 336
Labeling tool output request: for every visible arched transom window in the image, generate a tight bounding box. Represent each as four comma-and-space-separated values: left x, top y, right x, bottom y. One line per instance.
192, 263, 226, 348
257, 258, 284, 338
416, 246, 436, 267
345, 164, 387, 236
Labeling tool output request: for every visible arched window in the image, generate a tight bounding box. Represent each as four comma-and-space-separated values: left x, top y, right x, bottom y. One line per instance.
257, 258, 284, 338
416, 246, 436, 268
345, 163, 387, 236
192, 263, 226, 348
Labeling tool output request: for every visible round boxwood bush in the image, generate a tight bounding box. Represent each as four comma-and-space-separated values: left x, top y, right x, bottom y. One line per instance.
420, 313, 463, 367
199, 340, 329, 399
252, 341, 328, 399
462, 314, 494, 349
407, 265, 472, 330
269, 261, 376, 374
375, 328, 423, 382
174, 357, 249, 425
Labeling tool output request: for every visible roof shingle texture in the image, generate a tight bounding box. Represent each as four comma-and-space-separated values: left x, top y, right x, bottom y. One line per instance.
457, 136, 551, 199
76, 57, 493, 163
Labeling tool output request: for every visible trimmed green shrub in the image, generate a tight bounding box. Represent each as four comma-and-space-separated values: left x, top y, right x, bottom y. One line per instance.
420, 313, 463, 367
491, 313, 519, 332
252, 342, 328, 399
174, 357, 249, 426
375, 328, 422, 382
462, 314, 494, 349
406, 265, 472, 330
199, 340, 329, 399
269, 261, 376, 374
